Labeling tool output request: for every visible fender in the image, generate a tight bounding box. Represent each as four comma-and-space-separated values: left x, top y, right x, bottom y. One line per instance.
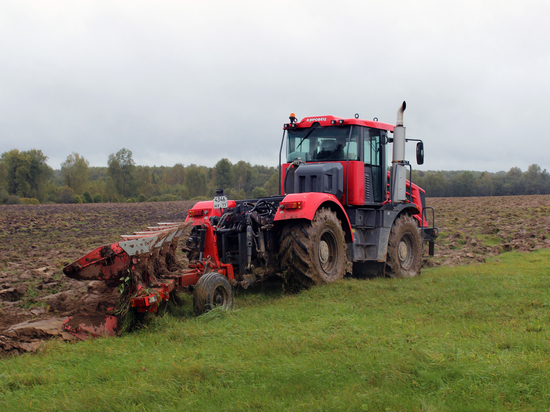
274, 192, 354, 242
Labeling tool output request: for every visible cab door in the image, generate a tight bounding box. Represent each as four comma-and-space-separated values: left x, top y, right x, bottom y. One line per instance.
363, 128, 385, 205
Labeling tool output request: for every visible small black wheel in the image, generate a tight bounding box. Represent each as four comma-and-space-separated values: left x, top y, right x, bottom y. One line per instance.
387, 214, 422, 278
193, 272, 233, 316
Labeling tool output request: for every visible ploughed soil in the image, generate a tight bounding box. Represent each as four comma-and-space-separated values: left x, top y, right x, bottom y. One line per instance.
424, 195, 550, 267
1, 195, 550, 355
0, 201, 193, 354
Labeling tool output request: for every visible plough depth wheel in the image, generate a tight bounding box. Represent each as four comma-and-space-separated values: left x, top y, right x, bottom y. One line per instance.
193, 272, 233, 316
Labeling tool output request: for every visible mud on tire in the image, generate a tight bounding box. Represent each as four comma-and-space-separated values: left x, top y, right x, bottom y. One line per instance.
387, 214, 422, 278
193, 272, 233, 316
279, 208, 347, 287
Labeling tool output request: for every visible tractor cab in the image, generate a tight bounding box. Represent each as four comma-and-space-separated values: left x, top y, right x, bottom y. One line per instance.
281, 115, 394, 207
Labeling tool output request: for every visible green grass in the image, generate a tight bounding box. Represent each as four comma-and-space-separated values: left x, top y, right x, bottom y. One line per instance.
2, 250, 550, 411
476, 233, 504, 247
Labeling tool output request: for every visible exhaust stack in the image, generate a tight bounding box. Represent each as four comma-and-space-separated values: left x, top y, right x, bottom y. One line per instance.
391, 101, 407, 203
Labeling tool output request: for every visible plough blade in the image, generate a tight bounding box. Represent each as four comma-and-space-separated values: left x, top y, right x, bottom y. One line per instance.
63, 222, 190, 284
62, 242, 131, 283
63, 315, 118, 340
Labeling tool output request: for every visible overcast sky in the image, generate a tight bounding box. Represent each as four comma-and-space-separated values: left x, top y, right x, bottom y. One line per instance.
1, 0, 548, 173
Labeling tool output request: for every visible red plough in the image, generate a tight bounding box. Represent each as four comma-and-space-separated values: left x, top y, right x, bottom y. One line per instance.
62, 221, 198, 338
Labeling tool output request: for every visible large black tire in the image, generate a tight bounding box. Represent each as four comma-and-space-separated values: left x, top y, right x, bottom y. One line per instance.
386, 214, 422, 278
279, 208, 347, 287
193, 272, 233, 316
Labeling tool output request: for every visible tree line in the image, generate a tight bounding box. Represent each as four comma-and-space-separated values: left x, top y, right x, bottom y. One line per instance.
413, 165, 550, 197
0, 148, 548, 204
0, 148, 278, 204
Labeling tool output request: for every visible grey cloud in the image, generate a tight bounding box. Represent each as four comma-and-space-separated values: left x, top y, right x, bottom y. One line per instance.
1, 0, 548, 173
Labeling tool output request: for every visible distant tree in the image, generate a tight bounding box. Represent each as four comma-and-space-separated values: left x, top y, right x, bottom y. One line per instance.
523, 164, 549, 194
252, 165, 278, 189
263, 172, 279, 196
491, 172, 507, 196
107, 148, 136, 198
82, 191, 93, 203
452, 171, 476, 197
503, 167, 523, 195
233, 161, 254, 195
105, 178, 119, 202
228, 188, 245, 200
61, 152, 89, 194
252, 187, 268, 198
0, 149, 52, 200
163, 163, 185, 186
420, 171, 446, 197
214, 158, 233, 190
477, 172, 494, 196
0, 158, 7, 192
185, 164, 208, 198
135, 166, 156, 198
88, 166, 109, 182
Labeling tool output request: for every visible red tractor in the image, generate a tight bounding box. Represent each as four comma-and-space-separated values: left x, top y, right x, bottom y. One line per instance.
63, 101, 437, 335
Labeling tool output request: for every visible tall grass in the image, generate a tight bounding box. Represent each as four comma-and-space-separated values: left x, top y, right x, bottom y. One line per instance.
2, 250, 550, 411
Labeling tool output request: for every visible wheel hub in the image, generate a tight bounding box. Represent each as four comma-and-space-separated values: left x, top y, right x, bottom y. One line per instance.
319, 240, 329, 264
398, 240, 409, 261
213, 286, 227, 307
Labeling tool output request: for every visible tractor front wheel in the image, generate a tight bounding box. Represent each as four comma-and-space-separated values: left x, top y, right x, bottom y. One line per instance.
387, 214, 422, 278
279, 208, 347, 287
193, 272, 233, 316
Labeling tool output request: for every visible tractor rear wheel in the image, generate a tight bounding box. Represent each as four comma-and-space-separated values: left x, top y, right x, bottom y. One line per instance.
387, 214, 422, 278
193, 272, 233, 316
279, 208, 347, 287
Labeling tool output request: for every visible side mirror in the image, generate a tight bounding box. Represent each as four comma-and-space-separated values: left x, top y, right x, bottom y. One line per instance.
416, 141, 424, 165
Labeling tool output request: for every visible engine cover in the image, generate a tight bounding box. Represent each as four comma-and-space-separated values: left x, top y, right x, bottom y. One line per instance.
291, 162, 344, 198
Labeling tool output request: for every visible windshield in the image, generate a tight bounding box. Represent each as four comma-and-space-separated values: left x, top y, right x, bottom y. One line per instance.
286, 125, 359, 162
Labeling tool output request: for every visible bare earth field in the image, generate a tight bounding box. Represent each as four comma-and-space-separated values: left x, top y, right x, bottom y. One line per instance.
1, 195, 549, 354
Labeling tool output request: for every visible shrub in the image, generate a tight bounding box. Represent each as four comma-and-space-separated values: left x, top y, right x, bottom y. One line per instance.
147, 196, 160, 202
6, 195, 21, 205
138, 194, 147, 202
58, 187, 75, 204
0, 189, 9, 204
20, 198, 40, 205
160, 194, 180, 202
74, 195, 83, 204
82, 191, 93, 203
93, 193, 103, 203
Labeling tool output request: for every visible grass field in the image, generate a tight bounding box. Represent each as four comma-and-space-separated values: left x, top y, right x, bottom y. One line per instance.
1, 249, 550, 411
